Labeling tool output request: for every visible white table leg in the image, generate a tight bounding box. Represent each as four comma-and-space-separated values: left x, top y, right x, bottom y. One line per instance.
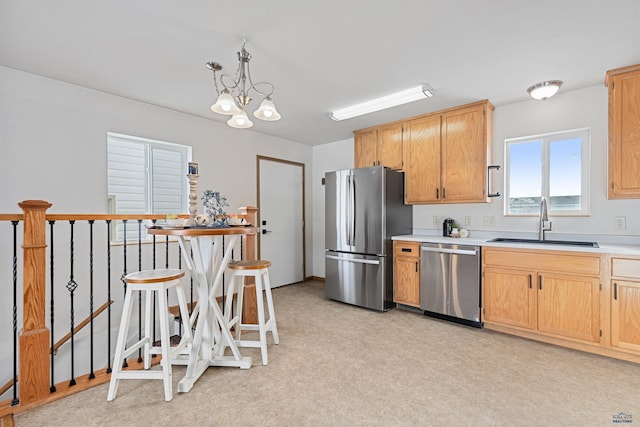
176, 234, 252, 393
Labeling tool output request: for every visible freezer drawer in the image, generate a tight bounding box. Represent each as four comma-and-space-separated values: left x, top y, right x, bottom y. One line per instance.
325, 251, 392, 311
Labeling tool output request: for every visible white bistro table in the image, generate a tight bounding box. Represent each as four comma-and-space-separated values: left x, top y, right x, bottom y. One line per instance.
148, 225, 258, 392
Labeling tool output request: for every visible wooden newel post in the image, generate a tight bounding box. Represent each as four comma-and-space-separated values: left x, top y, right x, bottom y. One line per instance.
18, 200, 52, 404
238, 206, 258, 324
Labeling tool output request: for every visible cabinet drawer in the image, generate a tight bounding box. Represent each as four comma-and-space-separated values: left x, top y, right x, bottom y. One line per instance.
483, 248, 601, 276
394, 241, 421, 258
611, 257, 640, 279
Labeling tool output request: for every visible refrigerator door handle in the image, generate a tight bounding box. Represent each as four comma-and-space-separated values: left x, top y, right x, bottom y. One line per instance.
349, 173, 356, 246
325, 255, 380, 265
344, 174, 351, 246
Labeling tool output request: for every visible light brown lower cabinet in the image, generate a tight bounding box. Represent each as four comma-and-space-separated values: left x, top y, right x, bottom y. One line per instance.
393, 241, 420, 307
480, 247, 640, 363
610, 257, 640, 353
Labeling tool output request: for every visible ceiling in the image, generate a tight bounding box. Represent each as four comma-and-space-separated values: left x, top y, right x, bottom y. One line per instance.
2, 1, 640, 146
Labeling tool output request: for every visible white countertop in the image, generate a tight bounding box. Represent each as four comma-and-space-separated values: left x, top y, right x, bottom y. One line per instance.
392, 234, 640, 256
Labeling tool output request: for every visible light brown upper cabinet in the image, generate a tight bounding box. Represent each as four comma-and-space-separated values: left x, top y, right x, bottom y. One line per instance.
605, 63, 640, 199
354, 123, 404, 170
404, 100, 494, 204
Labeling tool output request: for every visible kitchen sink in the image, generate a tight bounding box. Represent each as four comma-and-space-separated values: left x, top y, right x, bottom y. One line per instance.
487, 238, 599, 248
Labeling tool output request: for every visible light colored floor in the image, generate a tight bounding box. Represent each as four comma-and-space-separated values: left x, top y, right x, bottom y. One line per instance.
14, 281, 640, 426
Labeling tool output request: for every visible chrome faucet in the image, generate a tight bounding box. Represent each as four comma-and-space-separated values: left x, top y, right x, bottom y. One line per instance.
538, 197, 552, 240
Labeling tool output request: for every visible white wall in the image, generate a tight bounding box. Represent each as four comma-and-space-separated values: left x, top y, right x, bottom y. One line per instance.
311, 84, 640, 278
0, 66, 316, 385
0, 65, 314, 272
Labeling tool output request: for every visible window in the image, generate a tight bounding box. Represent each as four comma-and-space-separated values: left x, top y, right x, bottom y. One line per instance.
107, 132, 191, 240
505, 128, 590, 216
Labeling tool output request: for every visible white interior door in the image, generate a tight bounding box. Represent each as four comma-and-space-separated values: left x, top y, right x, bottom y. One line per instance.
258, 157, 304, 287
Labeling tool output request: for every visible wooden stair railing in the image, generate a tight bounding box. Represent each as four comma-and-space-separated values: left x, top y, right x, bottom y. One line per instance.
0, 201, 260, 420
0, 299, 113, 397
51, 300, 114, 355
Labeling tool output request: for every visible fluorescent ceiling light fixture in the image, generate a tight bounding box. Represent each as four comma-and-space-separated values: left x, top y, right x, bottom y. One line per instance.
330, 85, 435, 121
527, 80, 563, 100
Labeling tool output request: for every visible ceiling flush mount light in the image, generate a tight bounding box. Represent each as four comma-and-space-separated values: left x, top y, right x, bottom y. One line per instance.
527, 80, 563, 100
330, 84, 436, 121
207, 40, 281, 129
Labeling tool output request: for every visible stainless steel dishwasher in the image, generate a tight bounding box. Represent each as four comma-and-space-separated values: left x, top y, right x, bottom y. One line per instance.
420, 242, 481, 328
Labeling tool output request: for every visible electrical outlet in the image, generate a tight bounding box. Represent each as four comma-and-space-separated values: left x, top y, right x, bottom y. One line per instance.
483, 216, 495, 227
614, 216, 626, 230
433, 216, 440, 226
465, 216, 472, 226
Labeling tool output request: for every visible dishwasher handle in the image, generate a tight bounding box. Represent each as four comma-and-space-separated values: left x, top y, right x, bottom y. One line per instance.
421, 246, 478, 256
325, 255, 380, 265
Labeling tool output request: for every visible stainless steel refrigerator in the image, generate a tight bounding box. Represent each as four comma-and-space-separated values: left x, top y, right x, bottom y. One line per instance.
325, 166, 412, 311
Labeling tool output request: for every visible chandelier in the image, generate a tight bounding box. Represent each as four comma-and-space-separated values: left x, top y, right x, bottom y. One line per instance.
207, 41, 281, 129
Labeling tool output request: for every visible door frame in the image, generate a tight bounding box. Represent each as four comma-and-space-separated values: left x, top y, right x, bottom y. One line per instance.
256, 155, 306, 280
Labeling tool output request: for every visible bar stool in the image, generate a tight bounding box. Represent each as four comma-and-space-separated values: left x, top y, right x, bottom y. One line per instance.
225, 260, 279, 365
107, 269, 192, 402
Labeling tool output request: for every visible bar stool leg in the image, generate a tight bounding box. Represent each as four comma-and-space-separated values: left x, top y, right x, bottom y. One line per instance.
234, 274, 245, 341
143, 289, 153, 369
157, 288, 173, 401
253, 270, 269, 365
262, 269, 279, 345
107, 288, 135, 401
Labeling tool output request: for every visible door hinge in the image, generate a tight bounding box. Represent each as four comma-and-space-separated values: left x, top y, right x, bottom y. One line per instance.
599, 283, 602, 291
611, 81, 614, 90
611, 182, 615, 190
599, 330, 603, 337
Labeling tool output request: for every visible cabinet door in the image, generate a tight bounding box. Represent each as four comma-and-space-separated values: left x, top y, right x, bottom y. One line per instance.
483, 268, 537, 329
441, 104, 487, 203
394, 255, 420, 307
608, 67, 640, 199
404, 115, 441, 203
611, 280, 640, 352
354, 129, 378, 168
537, 273, 601, 343
377, 123, 404, 170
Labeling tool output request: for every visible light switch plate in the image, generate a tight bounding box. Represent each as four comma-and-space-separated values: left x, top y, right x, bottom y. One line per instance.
614, 216, 626, 230
465, 216, 472, 226
483, 216, 495, 227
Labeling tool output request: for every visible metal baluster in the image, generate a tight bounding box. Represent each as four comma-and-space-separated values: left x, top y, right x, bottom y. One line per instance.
222, 237, 225, 315
137, 220, 143, 363
152, 220, 157, 354
11, 220, 20, 406
106, 220, 112, 373
67, 220, 78, 386
121, 219, 128, 368
88, 220, 95, 379
48, 220, 56, 393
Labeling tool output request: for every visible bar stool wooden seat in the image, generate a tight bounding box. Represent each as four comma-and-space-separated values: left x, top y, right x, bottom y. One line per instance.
107, 269, 192, 402
225, 260, 279, 365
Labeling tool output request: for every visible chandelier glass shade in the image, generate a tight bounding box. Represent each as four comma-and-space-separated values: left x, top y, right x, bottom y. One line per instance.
207, 41, 281, 129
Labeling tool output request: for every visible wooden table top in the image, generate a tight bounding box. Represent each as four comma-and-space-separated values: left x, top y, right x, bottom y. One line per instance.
147, 225, 258, 237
